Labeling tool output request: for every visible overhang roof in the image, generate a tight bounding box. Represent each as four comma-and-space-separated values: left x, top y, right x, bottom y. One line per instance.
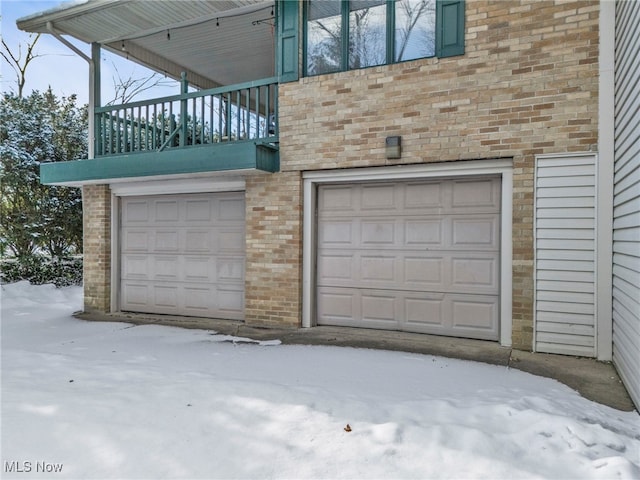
17, 0, 276, 90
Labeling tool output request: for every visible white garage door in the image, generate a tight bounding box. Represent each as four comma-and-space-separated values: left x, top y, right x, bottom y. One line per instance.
317, 177, 501, 340
120, 192, 245, 319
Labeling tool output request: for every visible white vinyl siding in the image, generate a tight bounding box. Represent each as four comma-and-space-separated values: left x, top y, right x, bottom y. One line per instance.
534, 154, 597, 356
317, 177, 501, 341
613, 0, 640, 409
120, 192, 245, 319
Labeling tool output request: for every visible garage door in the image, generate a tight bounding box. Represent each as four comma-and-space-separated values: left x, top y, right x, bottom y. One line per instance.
120, 192, 245, 319
317, 177, 501, 340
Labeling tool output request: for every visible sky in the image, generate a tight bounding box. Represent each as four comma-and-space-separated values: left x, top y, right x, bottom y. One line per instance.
2, 280, 640, 479
1, 0, 178, 105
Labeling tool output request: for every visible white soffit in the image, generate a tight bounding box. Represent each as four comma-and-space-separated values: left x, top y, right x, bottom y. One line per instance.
17, 0, 275, 89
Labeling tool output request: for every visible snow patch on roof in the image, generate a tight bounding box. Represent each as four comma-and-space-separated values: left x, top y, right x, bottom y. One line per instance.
16, 0, 91, 24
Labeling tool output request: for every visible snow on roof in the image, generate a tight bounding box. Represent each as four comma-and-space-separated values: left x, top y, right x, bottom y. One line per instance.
16, 0, 93, 26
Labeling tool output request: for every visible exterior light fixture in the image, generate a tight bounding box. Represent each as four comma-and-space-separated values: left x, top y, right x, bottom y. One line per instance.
385, 136, 402, 159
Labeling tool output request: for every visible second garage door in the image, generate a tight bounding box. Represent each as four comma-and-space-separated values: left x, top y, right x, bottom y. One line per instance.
317, 177, 501, 340
120, 192, 245, 320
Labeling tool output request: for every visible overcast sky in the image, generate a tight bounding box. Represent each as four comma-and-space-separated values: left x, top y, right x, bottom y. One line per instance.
1, 0, 178, 105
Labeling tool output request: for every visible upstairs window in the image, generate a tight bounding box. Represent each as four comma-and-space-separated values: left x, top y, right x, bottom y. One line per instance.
305, 0, 464, 77
395, 0, 436, 61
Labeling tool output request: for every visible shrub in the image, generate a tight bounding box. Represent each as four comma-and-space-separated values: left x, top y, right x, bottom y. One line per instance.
0, 255, 82, 287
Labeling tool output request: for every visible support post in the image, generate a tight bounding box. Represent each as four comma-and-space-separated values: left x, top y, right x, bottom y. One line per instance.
180, 72, 188, 147
90, 43, 101, 159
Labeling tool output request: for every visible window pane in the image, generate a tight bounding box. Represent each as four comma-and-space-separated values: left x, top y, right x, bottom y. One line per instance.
307, 1, 343, 75
349, 0, 387, 69
395, 0, 436, 61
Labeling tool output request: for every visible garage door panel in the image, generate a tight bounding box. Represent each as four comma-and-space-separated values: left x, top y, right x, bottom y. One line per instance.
404, 295, 445, 326
155, 200, 179, 221
217, 288, 244, 317
122, 255, 149, 279
120, 193, 245, 319
361, 255, 396, 282
154, 256, 179, 280
451, 178, 500, 209
122, 283, 148, 307
317, 289, 357, 325
404, 182, 444, 209
317, 178, 500, 341
183, 257, 213, 281
154, 285, 179, 308
361, 220, 396, 245
183, 288, 212, 313
404, 257, 444, 287
319, 251, 497, 295
217, 257, 244, 282
451, 296, 499, 338
124, 231, 149, 251
317, 254, 354, 282
218, 197, 245, 220
218, 229, 245, 253
362, 293, 398, 325
319, 185, 355, 212
124, 201, 149, 223
319, 220, 354, 245
451, 216, 499, 250
405, 219, 444, 246
185, 199, 212, 221
156, 230, 180, 251
451, 256, 499, 293
361, 184, 396, 210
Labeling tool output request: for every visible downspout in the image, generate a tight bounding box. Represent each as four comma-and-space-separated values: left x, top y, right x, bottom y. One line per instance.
46, 21, 100, 159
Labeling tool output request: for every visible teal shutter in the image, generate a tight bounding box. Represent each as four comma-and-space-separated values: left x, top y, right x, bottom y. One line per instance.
436, 0, 465, 58
277, 0, 299, 82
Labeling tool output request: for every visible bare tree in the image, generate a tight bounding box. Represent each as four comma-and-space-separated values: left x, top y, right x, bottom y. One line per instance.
1, 33, 42, 97
107, 62, 175, 105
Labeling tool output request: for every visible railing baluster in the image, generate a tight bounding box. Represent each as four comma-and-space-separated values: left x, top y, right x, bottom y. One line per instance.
200, 96, 205, 144
108, 112, 112, 154
235, 90, 240, 139
137, 106, 141, 151
169, 102, 174, 146
265, 86, 270, 138
115, 110, 121, 153
273, 84, 278, 137
160, 103, 165, 147
209, 95, 214, 144
153, 104, 157, 149
192, 97, 197, 146
124, 109, 129, 152
217, 95, 223, 142
95, 76, 277, 156
225, 93, 231, 141
245, 88, 250, 140
255, 87, 261, 138
144, 105, 149, 151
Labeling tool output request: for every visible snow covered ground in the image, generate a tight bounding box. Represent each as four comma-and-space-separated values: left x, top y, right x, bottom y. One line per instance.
2, 281, 639, 479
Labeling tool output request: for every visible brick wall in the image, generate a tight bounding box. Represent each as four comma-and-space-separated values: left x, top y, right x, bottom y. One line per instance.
245, 172, 302, 327
82, 185, 111, 312
272, 0, 599, 349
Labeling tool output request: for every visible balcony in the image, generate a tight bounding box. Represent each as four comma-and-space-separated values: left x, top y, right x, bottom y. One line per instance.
41, 75, 279, 185
21, 0, 299, 186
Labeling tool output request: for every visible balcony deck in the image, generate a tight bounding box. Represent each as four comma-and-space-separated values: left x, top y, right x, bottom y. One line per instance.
41, 76, 279, 186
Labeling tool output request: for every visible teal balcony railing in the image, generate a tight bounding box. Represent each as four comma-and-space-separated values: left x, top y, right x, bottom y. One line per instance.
95, 74, 278, 157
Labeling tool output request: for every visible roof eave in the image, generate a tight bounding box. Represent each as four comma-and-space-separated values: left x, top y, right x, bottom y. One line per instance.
16, 0, 124, 35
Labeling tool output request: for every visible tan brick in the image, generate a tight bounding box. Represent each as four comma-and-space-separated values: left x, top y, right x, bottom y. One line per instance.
82, 185, 111, 313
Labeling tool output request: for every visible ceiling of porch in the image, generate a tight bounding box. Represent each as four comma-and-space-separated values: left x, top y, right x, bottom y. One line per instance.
17, 0, 277, 90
